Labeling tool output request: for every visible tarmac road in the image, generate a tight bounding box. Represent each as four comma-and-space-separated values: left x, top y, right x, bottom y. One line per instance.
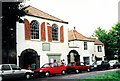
6, 68, 120, 81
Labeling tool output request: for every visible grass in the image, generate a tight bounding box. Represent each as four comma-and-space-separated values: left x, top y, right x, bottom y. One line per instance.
79, 71, 120, 81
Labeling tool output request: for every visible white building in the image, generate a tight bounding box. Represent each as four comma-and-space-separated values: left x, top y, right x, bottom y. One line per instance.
16, 6, 69, 68
16, 5, 105, 69
91, 38, 105, 61
68, 29, 105, 65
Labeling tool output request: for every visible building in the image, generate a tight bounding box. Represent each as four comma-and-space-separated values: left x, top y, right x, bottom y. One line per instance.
90, 38, 105, 61
16, 5, 69, 68
1, 2, 105, 67
68, 28, 105, 65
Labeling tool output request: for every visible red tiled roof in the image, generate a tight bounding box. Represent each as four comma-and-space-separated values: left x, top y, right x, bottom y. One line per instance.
68, 29, 93, 41
23, 5, 68, 24
90, 38, 103, 45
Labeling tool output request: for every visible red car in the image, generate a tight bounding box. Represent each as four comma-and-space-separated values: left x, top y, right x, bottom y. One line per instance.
34, 62, 66, 77
66, 62, 91, 73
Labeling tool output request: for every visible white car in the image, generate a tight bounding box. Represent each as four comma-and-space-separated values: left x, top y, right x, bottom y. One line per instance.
0, 64, 34, 80
109, 60, 118, 68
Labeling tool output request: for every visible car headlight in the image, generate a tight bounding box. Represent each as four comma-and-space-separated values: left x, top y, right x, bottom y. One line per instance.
39, 70, 43, 72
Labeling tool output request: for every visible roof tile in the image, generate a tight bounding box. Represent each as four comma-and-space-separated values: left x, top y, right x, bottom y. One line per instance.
23, 5, 68, 23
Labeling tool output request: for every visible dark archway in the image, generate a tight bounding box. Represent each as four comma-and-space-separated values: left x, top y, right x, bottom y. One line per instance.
67, 50, 80, 63
19, 49, 40, 69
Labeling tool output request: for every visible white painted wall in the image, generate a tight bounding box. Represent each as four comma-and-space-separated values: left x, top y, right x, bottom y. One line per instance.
69, 40, 95, 65
94, 45, 105, 60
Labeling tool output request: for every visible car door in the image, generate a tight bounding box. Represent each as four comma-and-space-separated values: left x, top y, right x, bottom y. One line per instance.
57, 62, 65, 73
79, 62, 87, 70
11, 64, 25, 78
1, 65, 13, 79
50, 63, 58, 74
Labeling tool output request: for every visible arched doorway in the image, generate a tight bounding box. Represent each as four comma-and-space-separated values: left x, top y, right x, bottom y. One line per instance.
19, 49, 40, 69
67, 50, 80, 63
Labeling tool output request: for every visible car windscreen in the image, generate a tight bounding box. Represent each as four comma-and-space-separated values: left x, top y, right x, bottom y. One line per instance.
96, 61, 102, 65
67, 63, 74, 66
42, 63, 51, 68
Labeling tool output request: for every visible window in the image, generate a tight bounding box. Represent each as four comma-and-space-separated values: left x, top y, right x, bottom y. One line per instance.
83, 57, 90, 65
98, 46, 102, 52
30, 20, 39, 39
2, 65, 11, 70
84, 42, 87, 50
76, 62, 80, 66
42, 43, 50, 51
11, 65, 21, 70
52, 24, 58, 41
51, 63, 57, 67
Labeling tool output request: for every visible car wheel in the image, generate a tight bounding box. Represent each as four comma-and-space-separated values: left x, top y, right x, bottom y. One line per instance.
75, 69, 79, 73
61, 70, 66, 75
25, 73, 31, 79
0, 76, 3, 81
87, 68, 90, 72
45, 72, 50, 77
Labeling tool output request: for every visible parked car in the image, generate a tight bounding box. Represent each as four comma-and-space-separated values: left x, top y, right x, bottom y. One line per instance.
90, 61, 103, 71
113, 62, 120, 69
0, 64, 34, 80
66, 62, 91, 74
97, 61, 110, 70
34, 62, 66, 77
109, 60, 118, 68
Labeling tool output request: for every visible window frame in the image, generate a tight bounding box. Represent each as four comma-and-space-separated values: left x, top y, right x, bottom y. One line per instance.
30, 20, 40, 40
2, 65, 11, 70
52, 23, 59, 41
84, 42, 88, 50
97, 46, 102, 52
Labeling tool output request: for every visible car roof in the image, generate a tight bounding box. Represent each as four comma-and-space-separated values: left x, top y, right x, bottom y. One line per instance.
0, 64, 16, 66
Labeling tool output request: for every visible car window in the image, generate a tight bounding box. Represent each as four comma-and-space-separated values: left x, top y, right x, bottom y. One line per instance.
97, 61, 102, 65
51, 63, 57, 67
42, 63, 50, 68
68, 63, 74, 66
2, 65, 11, 70
58, 63, 63, 66
11, 65, 21, 70
81, 62, 84, 65
76, 62, 80, 66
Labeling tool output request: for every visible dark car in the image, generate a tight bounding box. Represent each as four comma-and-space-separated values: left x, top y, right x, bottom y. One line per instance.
97, 61, 110, 70
66, 62, 91, 73
34, 62, 66, 77
113, 62, 120, 69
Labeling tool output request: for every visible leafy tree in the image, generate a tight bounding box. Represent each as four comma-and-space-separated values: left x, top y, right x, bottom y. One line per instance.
2, 1, 25, 64
95, 23, 120, 61
95, 27, 113, 60
109, 23, 120, 61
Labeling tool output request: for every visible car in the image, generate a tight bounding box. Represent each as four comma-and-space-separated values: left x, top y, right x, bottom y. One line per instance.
109, 60, 118, 68
113, 62, 120, 69
90, 61, 103, 71
34, 62, 66, 77
66, 62, 91, 74
0, 64, 34, 80
97, 61, 110, 70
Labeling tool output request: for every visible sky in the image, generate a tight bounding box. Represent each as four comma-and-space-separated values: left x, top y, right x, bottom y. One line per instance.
24, 0, 120, 37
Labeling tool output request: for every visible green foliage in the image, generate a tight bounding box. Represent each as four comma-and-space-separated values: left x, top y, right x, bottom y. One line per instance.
81, 71, 120, 81
94, 23, 120, 61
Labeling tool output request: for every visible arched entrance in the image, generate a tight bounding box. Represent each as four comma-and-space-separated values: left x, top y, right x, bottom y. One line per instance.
67, 50, 80, 63
19, 49, 40, 69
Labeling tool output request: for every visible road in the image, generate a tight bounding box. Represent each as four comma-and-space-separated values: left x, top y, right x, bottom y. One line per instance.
7, 69, 120, 81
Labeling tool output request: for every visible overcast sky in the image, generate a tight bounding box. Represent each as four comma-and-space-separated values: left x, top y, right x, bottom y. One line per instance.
24, 0, 119, 36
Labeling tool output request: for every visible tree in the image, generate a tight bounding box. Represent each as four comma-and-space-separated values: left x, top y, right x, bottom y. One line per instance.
2, 1, 25, 64
95, 23, 120, 61
109, 23, 120, 61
